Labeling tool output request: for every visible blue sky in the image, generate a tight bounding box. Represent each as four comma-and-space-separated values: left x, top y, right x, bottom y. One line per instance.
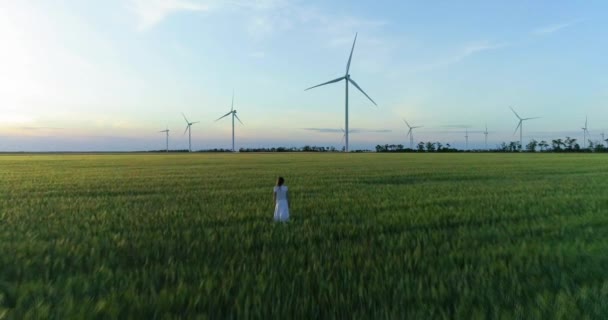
1, 0, 606, 151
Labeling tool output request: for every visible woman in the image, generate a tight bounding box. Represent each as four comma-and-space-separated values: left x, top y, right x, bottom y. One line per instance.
273, 177, 290, 222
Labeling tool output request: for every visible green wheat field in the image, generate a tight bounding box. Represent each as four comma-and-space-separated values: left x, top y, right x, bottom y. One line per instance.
1, 153, 607, 319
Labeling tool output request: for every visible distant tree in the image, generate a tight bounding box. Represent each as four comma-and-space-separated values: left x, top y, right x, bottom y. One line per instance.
538, 140, 549, 152
508, 141, 520, 152
526, 139, 538, 152
425, 141, 436, 152
564, 137, 578, 151
593, 143, 606, 152
435, 142, 443, 151
498, 142, 508, 152
417, 142, 425, 152
551, 139, 564, 151
397, 144, 404, 151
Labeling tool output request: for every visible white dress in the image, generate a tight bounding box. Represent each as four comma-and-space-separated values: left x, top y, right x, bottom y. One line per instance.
274, 185, 289, 222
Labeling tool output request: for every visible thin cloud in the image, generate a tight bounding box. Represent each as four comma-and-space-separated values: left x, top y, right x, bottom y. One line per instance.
302, 128, 391, 133
533, 20, 581, 36
249, 51, 266, 59
19, 127, 64, 131
416, 41, 509, 71
129, 0, 209, 31
439, 125, 472, 129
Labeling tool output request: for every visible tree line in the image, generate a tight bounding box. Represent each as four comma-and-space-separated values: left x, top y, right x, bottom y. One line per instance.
147, 136, 608, 153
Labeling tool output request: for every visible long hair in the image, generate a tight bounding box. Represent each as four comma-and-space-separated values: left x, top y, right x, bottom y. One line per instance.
276, 177, 285, 188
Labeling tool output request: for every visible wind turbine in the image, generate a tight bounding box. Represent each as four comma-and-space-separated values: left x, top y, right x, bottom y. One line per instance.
465, 128, 469, 150
305, 33, 377, 152
602, 132, 606, 146
483, 124, 489, 150
159, 126, 169, 152
215, 92, 243, 152
510, 106, 540, 151
182, 113, 199, 152
582, 116, 590, 149
403, 119, 422, 149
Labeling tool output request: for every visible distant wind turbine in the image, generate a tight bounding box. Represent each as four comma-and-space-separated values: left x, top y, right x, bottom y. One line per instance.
182, 113, 199, 152
403, 119, 422, 149
483, 124, 489, 150
215, 91, 243, 152
465, 128, 469, 150
159, 126, 169, 152
582, 116, 590, 148
510, 106, 540, 151
305, 33, 377, 152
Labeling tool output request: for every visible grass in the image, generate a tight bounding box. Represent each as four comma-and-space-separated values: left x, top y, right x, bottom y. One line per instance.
1, 153, 607, 319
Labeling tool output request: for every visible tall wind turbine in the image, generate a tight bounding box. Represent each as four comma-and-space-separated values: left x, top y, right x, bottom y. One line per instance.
510, 106, 540, 151
403, 119, 422, 149
483, 124, 489, 150
582, 116, 590, 148
215, 92, 243, 152
305, 33, 377, 152
159, 127, 169, 152
465, 128, 469, 150
182, 113, 199, 152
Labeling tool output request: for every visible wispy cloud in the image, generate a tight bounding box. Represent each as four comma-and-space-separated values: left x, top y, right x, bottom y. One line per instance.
249, 51, 266, 59
19, 127, 64, 130
302, 128, 391, 133
439, 125, 473, 129
533, 20, 581, 36
416, 41, 509, 71
129, 0, 209, 31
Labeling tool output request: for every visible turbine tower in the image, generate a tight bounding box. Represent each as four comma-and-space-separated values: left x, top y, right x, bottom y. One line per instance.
465, 128, 469, 150
403, 119, 422, 149
582, 116, 590, 149
305, 33, 377, 152
159, 127, 169, 152
483, 124, 489, 150
182, 113, 199, 152
215, 91, 243, 152
510, 106, 540, 152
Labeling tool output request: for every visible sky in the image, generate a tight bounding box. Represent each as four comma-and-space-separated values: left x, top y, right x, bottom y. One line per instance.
1, 0, 607, 151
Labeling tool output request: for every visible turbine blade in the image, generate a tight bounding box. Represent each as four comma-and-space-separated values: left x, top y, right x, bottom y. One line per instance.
513, 121, 522, 136
523, 117, 541, 120
509, 106, 522, 120
235, 114, 244, 125
403, 119, 411, 128
184, 125, 189, 135
191, 121, 200, 125
304, 76, 345, 91
215, 111, 232, 122
182, 113, 190, 123
346, 33, 358, 75
348, 78, 377, 106
231, 91, 235, 112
